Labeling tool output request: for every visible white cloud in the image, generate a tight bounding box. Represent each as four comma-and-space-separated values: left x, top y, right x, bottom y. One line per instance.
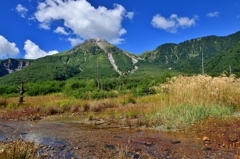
24, 40, 58, 59
16, 4, 28, 18
68, 38, 84, 47
151, 14, 198, 33
54, 26, 69, 35
126, 12, 134, 20
151, 14, 176, 31
207, 11, 219, 17
39, 23, 51, 30
0, 35, 19, 58
33, 0, 133, 44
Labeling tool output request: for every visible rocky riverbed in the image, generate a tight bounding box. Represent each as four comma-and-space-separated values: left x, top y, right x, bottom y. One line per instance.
0, 114, 239, 158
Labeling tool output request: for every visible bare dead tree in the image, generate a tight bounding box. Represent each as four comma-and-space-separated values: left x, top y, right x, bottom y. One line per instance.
18, 81, 27, 106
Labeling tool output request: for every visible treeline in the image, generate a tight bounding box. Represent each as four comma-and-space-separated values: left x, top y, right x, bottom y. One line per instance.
0, 74, 172, 100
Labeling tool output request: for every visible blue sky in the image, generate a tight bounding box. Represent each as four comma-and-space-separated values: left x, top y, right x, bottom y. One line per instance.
0, 0, 240, 59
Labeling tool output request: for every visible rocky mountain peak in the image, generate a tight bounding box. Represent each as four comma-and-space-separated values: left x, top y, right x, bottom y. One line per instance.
69, 38, 110, 54
0, 59, 32, 77
87, 38, 107, 43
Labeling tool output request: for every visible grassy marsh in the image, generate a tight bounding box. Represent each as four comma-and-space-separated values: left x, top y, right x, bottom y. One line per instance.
0, 74, 239, 130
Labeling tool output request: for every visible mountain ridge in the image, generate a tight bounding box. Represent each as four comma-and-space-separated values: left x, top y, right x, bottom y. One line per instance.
140, 31, 240, 74
1, 31, 240, 85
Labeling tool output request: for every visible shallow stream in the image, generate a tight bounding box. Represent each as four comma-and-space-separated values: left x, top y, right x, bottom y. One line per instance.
0, 118, 236, 158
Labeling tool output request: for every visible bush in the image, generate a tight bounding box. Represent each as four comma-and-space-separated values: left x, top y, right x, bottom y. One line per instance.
70, 105, 79, 113
46, 107, 59, 115
83, 103, 90, 112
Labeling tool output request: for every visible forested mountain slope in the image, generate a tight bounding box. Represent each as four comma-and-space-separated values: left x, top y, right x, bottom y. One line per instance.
140, 31, 240, 75
1, 31, 240, 85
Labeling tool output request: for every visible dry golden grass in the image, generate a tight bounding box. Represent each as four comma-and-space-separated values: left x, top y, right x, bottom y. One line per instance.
0, 98, 7, 108
0, 139, 38, 159
160, 74, 240, 108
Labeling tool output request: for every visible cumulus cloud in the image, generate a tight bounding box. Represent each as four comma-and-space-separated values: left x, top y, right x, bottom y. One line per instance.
151, 14, 175, 30
16, 4, 28, 18
54, 26, 69, 35
68, 37, 84, 46
0, 35, 19, 58
24, 40, 58, 59
33, 0, 133, 44
207, 11, 219, 17
151, 14, 198, 33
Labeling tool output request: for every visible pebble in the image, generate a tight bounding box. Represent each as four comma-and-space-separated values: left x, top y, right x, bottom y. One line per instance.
74, 146, 79, 150
104, 144, 115, 149
133, 153, 140, 158
203, 136, 209, 141
144, 142, 154, 146
201, 146, 212, 151
171, 140, 181, 144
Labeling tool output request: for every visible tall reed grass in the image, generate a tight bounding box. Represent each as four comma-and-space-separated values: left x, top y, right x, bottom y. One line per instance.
160, 74, 240, 108
149, 74, 240, 129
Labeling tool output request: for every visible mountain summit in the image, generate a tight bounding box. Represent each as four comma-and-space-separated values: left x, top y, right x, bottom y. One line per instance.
0, 38, 141, 85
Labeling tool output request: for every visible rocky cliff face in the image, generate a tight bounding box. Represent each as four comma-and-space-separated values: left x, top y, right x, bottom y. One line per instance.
0, 59, 32, 77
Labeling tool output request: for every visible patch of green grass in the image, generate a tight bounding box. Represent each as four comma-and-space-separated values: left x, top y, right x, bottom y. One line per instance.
151, 104, 233, 129
6, 103, 17, 109
88, 113, 94, 120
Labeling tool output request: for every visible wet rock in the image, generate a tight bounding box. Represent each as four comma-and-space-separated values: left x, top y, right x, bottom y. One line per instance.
144, 142, 154, 147
58, 145, 65, 149
133, 153, 140, 158
104, 144, 115, 150
201, 146, 212, 151
171, 140, 181, 144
